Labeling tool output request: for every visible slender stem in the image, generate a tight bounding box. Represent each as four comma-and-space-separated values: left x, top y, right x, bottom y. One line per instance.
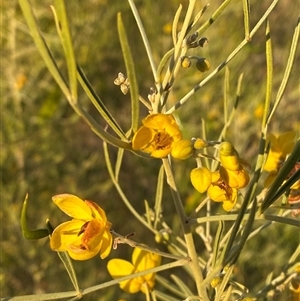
162, 159, 209, 301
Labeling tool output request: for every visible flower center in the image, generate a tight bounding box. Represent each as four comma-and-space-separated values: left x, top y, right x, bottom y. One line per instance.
154, 132, 172, 150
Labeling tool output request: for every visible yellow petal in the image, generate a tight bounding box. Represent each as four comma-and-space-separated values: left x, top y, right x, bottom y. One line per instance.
85, 200, 107, 223
107, 259, 140, 293
52, 194, 92, 220
99, 226, 113, 259
120, 277, 143, 294
151, 148, 172, 158
207, 185, 227, 202
81, 219, 103, 250
278, 131, 296, 150
107, 259, 134, 278
222, 189, 237, 211
219, 167, 249, 189
132, 248, 161, 271
68, 243, 100, 260
50, 220, 84, 251
142, 114, 174, 129
132, 126, 155, 150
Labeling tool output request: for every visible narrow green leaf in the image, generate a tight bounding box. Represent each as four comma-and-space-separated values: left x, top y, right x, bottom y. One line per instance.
18, 0, 70, 99
154, 164, 165, 229
77, 64, 126, 140
117, 13, 139, 133
127, 0, 158, 84
152, 290, 181, 301
266, 168, 300, 206
211, 220, 224, 268
262, 20, 273, 129
53, 1, 77, 101
155, 275, 187, 298
223, 67, 230, 124
144, 199, 153, 227
115, 147, 125, 182
57, 251, 80, 292
262, 214, 300, 228
198, 0, 232, 35
0, 291, 78, 301
157, 48, 174, 81
261, 139, 300, 213
172, 4, 182, 46
170, 274, 194, 296
215, 265, 234, 301
225, 198, 257, 265
21, 194, 49, 240
242, 0, 251, 40
186, 4, 210, 35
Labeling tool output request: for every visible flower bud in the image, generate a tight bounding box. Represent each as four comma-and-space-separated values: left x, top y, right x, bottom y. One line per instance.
211, 276, 221, 288
219, 142, 241, 171
171, 139, 193, 160
198, 37, 209, 47
190, 167, 212, 193
181, 56, 192, 68
155, 229, 170, 244
193, 138, 208, 149
196, 58, 210, 72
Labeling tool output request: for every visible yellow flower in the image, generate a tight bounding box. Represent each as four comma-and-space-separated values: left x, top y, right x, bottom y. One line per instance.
132, 114, 182, 158
50, 194, 113, 260
207, 172, 238, 211
190, 167, 212, 193
107, 247, 161, 294
264, 131, 296, 172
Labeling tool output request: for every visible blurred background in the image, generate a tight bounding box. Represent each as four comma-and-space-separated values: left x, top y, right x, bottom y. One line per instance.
1, 0, 299, 300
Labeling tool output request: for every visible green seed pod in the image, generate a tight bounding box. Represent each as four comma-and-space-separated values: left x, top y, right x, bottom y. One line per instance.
196, 58, 210, 72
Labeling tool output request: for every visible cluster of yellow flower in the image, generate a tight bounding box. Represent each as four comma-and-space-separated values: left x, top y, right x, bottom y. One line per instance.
132, 113, 250, 211
48, 114, 298, 297
190, 142, 250, 211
